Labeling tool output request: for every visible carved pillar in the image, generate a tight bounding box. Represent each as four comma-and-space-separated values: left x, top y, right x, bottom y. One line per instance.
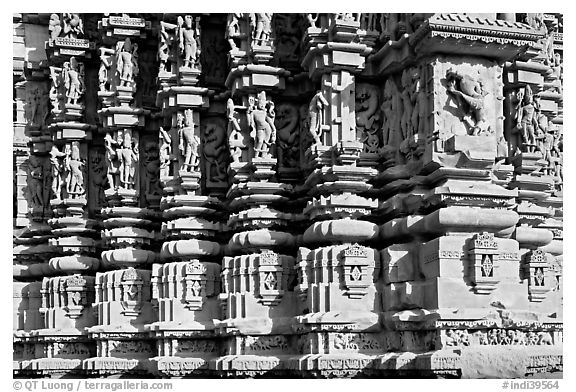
367, 13, 562, 377
146, 14, 224, 378
301, 13, 371, 166
210, 13, 298, 377
84, 14, 157, 377
502, 13, 563, 316
18, 13, 100, 377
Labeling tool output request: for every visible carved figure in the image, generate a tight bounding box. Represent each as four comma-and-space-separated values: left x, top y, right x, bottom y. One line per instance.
104, 133, 121, 190
158, 22, 176, 73
276, 103, 299, 168
118, 130, 139, 189
49, 146, 66, 200
446, 69, 490, 135
551, 53, 563, 94
400, 69, 415, 140
98, 48, 114, 92
356, 84, 381, 152
116, 38, 138, 87
253, 13, 272, 45
227, 98, 246, 163
248, 92, 277, 158
178, 109, 200, 172
65, 142, 85, 197
381, 79, 402, 147
49, 66, 62, 109
49, 14, 62, 40
515, 85, 538, 151
538, 19, 557, 66
63, 57, 83, 105
273, 14, 301, 63
524, 13, 545, 31
27, 156, 45, 209
62, 13, 83, 38
159, 127, 172, 178
306, 13, 319, 28
412, 68, 427, 138
308, 90, 328, 147
178, 15, 200, 69
203, 120, 227, 183
226, 13, 243, 50
90, 151, 107, 207
143, 141, 161, 198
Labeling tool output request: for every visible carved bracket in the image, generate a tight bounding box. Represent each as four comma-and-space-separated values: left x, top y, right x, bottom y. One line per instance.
257, 251, 284, 306
120, 267, 144, 317
64, 274, 89, 319
341, 243, 372, 299
184, 260, 207, 310
522, 249, 551, 302
468, 232, 500, 294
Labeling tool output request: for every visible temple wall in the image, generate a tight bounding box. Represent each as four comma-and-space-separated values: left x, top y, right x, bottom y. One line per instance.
12, 12, 563, 378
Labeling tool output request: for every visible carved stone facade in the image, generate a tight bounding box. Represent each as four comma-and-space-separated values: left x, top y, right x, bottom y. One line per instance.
13, 12, 563, 378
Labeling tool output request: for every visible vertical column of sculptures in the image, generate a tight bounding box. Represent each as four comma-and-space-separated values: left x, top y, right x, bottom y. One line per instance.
286, 13, 384, 378
367, 14, 561, 378
211, 13, 297, 377
84, 14, 157, 377
503, 13, 563, 315
147, 14, 223, 378
13, 15, 57, 375
23, 14, 100, 377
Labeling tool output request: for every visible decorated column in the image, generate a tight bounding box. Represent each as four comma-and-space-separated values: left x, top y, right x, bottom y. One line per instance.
211, 13, 299, 377
84, 14, 158, 377
367, 13, 561, 377
147, 14, 224, 377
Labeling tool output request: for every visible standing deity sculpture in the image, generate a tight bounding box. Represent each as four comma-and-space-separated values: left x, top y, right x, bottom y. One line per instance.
514, 85, 538, 152
27, 156, 46, 210
226, 13, 243, 50
116, 38, 139, 88
143, 141, 161, 200
65, 142, 85, 198
90, 151, 108, 208
551, 53, 563, 94
178, 109, 200, 173
158, 21, 176, 73
248, 92, 277, 159
49, 145, 66, 200
446, 69, 490, 135
63, 57, 83, 105
104, 133, 121, 190
98, 48, 114, 92
159, 127, 172, 178
118, 130, 139, 189
253, 13, 273, 46
227, 98, 246, 163
178, 15, 200, 69
308, 90, 328, 147
49, 66, 62, 110
411, 68, 427, 139
400, 70, 415, 140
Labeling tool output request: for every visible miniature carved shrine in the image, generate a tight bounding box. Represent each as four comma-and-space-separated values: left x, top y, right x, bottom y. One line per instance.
13, 13, 563, 378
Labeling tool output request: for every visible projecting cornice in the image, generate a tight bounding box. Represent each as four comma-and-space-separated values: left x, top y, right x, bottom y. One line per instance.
368, 13, 546, 77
